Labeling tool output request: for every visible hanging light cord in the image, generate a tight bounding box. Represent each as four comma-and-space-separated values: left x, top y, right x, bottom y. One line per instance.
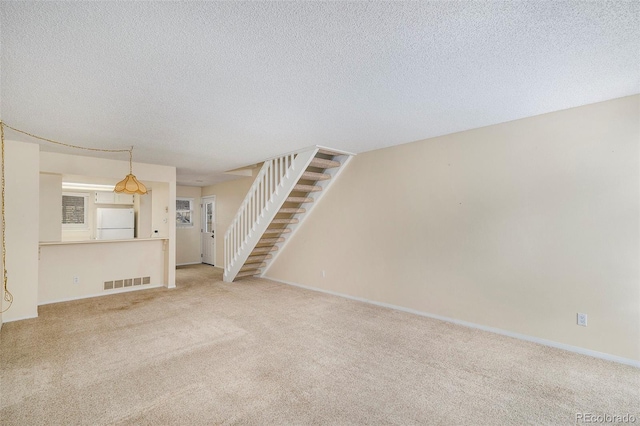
0, 121, 136, 313
1, 121, 131, 155
1, 122, 12, 313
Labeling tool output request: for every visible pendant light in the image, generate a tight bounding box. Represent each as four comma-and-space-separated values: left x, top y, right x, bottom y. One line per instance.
114, 147, 147, 195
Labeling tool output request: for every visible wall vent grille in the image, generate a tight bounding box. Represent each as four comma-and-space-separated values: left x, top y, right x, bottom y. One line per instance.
104, 277, 153, 291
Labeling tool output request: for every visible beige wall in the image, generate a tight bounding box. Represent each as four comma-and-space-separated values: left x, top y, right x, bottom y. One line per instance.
266, 95, 640, 362
2, 140, 40, 323
137, 190, 153, 239
39, 173, 62, 242
176, 185, 202, 265
202, 177, 254, 267
39, 240, 166, 304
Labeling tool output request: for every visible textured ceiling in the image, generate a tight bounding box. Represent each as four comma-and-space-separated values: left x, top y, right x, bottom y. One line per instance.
1, 2, 638, 186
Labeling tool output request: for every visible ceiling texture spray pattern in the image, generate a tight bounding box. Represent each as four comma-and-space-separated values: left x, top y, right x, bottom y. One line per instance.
1, 2, 638, 185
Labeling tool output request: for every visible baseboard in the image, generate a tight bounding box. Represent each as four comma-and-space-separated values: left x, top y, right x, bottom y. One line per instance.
38, 284, 164, 306
265, 276, 640, 368
1, 313, 39, 323
177, 262, 203, 266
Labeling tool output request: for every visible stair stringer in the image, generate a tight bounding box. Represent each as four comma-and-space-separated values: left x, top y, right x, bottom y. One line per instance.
223, 147, 318, 282
261, 150, 355, 278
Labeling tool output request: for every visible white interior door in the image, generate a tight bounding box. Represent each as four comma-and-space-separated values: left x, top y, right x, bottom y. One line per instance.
201, 196, 216, 265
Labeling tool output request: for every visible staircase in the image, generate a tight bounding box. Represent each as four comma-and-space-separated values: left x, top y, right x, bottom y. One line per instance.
223, 146, 354, 282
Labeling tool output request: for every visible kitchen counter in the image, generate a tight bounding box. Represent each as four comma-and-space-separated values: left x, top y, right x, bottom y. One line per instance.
39, 237, 168, 246
38, 238, 170, 305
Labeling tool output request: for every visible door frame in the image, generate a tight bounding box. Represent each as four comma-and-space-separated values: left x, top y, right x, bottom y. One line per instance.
201, 195, 216, 266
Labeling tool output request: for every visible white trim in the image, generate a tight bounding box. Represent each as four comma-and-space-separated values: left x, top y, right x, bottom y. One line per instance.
1, 313, 39, 323
39, 237, 168, 246
314, 145, 356, 156
263, 145, 356, 163
177, 262, 202, 266
38, 284, 164, 306
201, 195, 216, 266
264, 276, 640, 368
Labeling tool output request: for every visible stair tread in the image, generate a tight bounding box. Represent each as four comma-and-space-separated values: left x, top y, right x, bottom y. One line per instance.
310, 158, 340, 169
236, 270, 260, 278
318, 148, 347, 156
240, 262, 266, 271
245, 257, 271, 264
286, 196, 314, 203
251, 246, 279, 254
259, 237, 285, 244
246, 254, 273, 262
262, 228, 292, 234
278, 207, 306, 214
293, 184, 322, 192
301, 171, 330, 181
271, 218, 299, 224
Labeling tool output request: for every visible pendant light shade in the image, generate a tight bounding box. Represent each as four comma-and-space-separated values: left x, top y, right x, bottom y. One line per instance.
114, 148, 148, 195
114, 174, 147, 194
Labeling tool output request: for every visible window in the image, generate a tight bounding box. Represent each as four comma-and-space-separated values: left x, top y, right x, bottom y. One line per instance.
176, 198, 194, 227
62, 192, 89, 228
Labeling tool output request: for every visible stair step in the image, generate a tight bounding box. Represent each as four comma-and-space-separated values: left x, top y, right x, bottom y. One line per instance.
245, 254, 273, 263
301, 171, 330, 181
262, 228, 291, 235
293, 184, 322, 192
310, 158, 341, 169
286, 196, 314, 204
258, 237, 285, 245
240, 262, 266, 271
236, 269, 260, 278
271, 218, 299, 224
318, 148, 346, 156
278, 207, 306, 214
251, 246, 279, 254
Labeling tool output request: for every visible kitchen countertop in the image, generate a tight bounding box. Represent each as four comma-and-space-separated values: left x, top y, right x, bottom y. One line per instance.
39, 238, 168, 246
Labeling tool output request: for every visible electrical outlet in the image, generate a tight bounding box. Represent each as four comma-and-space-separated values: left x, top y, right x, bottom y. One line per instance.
73, 276, 80, 285
322, 270, 326, 278
577, 313, 587, 327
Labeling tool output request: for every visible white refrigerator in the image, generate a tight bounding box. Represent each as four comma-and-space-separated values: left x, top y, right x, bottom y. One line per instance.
96, 208, 135, 240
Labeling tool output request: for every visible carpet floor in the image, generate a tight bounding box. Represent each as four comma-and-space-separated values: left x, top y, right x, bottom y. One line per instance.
1, 264, 638, 425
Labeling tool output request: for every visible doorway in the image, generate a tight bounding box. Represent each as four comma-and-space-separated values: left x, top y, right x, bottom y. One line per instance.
201, 196, 216, 265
